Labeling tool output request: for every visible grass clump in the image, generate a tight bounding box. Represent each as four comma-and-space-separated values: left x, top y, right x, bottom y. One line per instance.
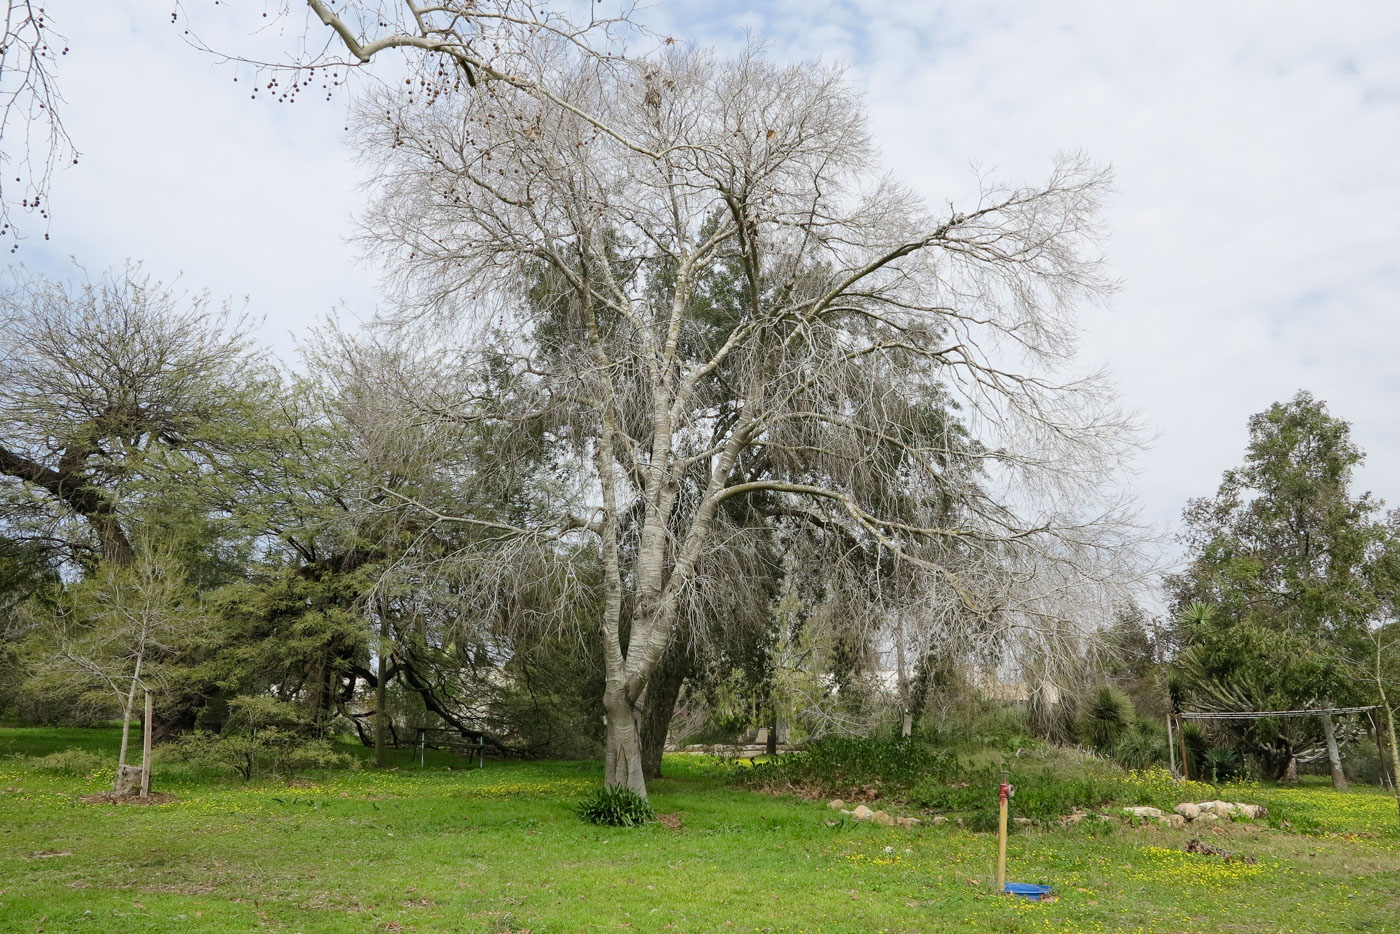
26, 747, 108, 776
575, 785, 655, 827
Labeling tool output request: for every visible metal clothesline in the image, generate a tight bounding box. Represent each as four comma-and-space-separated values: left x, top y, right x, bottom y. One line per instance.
1180, 705, 1379, 720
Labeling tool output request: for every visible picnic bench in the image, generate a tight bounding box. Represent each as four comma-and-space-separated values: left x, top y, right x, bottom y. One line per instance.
414, 727, 487, 769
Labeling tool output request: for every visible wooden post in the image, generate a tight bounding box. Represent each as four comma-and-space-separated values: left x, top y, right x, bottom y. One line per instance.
1175, 714, 1191, 781
997, 774, 1009, 893
140, 689, 153, 798
1166, 714, 1178, 778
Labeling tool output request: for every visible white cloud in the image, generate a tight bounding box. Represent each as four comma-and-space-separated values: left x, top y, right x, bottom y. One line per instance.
659, 1, 1400, 542
15, 1, 1400, 561
21, 3, 376, 360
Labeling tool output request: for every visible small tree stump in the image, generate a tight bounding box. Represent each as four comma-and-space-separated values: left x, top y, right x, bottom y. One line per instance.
113, 764, 144, 797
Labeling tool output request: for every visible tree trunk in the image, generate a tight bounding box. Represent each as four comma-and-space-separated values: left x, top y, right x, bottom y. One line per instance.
1372, 641, 1400, 825
1376, 713, 1395, 789
1283, 755, 1299, 783
150, 701, 200, 743
1319, 711, 1348, 790
114, 655, 143, 794
604, 685, 647, 797
375, 600, 388, 768
1375, 677, 1400, 825
1385, 704, 1400, 824
640, 641, 689, 780
94, 511, 134, 567
766, 705, 778, 756
894, 611, 912, 738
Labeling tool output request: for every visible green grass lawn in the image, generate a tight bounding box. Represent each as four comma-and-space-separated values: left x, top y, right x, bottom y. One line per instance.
1, 727, 1397, 933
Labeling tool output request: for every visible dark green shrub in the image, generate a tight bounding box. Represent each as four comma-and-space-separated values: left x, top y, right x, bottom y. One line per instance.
1114, 720, 1167, 769
163, 696, 354, 780
1075, 686, 1134, 751
576, 786, 654, 827
1182, 723, 1209, 778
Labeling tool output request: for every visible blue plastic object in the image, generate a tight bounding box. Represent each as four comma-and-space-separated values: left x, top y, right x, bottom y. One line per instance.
1004, 882, 1054, 900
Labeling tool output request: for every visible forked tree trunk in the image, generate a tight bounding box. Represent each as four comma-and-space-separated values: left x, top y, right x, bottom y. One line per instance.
604, 685, 647, 795
1319, 711, 1348, 790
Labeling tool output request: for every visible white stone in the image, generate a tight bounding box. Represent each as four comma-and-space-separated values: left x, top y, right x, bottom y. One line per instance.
851, 805, 874, 821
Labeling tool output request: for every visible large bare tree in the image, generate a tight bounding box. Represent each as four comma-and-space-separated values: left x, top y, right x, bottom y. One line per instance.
345, 33, 1143, 796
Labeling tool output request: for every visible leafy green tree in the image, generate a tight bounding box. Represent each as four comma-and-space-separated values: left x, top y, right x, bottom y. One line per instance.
0, 264, 276, 570
23, 545, 213, 791
1169, 392, 1386, 782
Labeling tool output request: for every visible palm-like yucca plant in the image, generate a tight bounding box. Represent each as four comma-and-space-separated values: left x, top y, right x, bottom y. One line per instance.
1076, 686, 1136, 752
1203, 746, 1242, 783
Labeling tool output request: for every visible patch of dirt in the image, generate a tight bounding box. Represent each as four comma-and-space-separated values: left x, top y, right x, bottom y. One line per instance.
25, 849, 73, 859
1184, 837, 1256, 864
79, 791, 178, 806
656, 812, 683, 830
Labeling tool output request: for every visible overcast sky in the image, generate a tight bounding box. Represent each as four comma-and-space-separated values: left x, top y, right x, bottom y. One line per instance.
13, 1, 1400, 559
